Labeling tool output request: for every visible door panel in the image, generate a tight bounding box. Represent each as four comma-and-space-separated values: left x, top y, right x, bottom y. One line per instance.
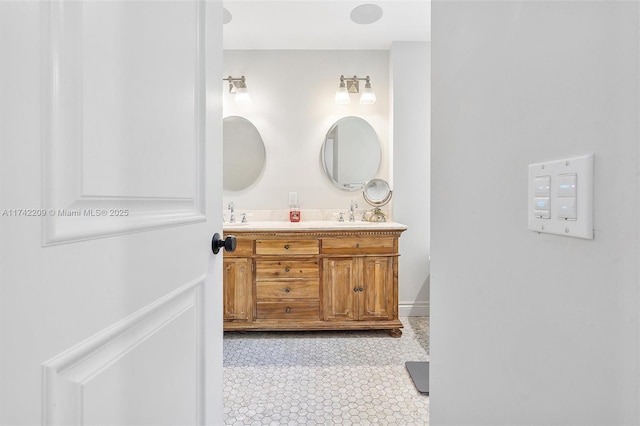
223, 258, 252, 321
0, 1, 223, 424
42, 1, 207, 245
323, 258, 357, 321
79, 2, 197, 199
46, 281, 202, 425
360, 257, 394, 320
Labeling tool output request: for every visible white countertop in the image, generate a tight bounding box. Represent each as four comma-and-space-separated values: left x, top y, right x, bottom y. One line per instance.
223, 220, 407, 232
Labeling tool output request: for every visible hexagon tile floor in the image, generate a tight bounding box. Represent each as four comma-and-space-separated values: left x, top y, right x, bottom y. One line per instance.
223, 317, 430, 425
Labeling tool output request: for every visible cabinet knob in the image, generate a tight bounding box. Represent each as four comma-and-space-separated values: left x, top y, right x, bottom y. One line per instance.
284, 287, 290, 293
284, 244, 290, 250
284, 266, 291, 272
355, 243, 360, 248
359, 287, 364, 292
285, 307, 291, 313
354, 287, 358, 292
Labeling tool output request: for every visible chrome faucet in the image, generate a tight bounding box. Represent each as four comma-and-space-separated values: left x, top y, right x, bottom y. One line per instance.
349, 201, 358, 222
228, 201, 235, 223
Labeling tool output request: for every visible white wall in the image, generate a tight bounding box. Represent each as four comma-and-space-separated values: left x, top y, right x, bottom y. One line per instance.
431, 2, 639, 425
391, 42, 431, 316
223, 50, 390, 212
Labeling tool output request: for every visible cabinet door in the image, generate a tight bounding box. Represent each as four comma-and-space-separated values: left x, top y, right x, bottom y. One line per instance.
359, 257, 394, 321
223, 258, 252, 321
323, 258, 358, 321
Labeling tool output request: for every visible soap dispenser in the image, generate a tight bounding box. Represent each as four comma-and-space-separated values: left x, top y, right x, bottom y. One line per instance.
289, 192, 300, 222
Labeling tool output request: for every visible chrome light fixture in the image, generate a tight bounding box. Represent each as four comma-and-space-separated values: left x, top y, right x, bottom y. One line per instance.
334, 75, 376, 105
223, 75, 252, 104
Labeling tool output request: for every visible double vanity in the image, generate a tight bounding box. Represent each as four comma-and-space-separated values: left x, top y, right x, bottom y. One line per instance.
222, 113, 404, 335
222, 220, 407, 337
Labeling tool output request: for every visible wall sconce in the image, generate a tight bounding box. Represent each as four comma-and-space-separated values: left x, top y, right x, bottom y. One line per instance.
223, 75, 252, 104
335, 75, 376, 105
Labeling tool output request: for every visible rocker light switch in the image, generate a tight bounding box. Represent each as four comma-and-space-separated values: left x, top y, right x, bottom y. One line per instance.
533, 196, 550, 219
534, 176, 551, 197
534, 197, 550, 211
557, 174, 577, 197
557, 197, 577, 220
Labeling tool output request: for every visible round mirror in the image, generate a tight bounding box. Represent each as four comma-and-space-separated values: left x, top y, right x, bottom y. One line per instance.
321, 116, 381, 191
363, 179, 392, 222
223, 116, 266, 191
363, 179, 392, 207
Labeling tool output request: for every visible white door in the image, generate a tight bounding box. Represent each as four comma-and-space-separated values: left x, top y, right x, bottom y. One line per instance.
0, 1, 224, 424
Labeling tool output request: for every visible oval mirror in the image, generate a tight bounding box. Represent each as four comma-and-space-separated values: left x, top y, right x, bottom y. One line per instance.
321, 116, 381, 191
223, 116, 266, 191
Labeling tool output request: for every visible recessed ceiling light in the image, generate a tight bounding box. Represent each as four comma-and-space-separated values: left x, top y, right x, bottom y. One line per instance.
223, 8, 232, 25
350, 4, 383, 25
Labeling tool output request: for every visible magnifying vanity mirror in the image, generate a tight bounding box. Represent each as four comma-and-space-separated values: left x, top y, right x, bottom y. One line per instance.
321, 116, 381, 191
223, 116, 266, 191
363, 178, 392, 222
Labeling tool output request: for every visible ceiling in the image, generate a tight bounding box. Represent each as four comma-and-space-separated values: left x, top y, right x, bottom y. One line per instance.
223, 1, 431, 50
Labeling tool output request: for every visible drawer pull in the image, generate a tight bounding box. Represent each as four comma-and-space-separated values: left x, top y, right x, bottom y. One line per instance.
355, 243, 360, 248
284, 244, 290, 250
284, 287, 291, 293
284, 266, 291, 272
285, 307, 291, 313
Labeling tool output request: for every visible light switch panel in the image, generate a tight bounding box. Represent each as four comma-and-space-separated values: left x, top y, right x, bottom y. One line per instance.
528, 154, 594, 239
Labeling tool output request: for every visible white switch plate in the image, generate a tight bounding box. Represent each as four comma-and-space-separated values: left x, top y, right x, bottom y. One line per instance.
528, 154, 594, 239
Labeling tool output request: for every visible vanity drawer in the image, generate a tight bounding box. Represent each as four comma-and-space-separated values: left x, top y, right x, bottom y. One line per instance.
255, 260, 319, 279
255, 239, 319, 255
256, 301, 320, 320
224, 237, 253, 257
256, 279, 319, 299
321, 237, 395, 254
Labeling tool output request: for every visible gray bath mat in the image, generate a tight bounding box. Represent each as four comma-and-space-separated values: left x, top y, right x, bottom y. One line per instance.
405, 361, 429, 394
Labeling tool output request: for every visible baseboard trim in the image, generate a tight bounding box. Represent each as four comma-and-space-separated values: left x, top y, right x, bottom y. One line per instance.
399, 302, 430, 317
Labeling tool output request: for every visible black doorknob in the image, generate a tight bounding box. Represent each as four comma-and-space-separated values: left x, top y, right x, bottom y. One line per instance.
211, 233, 237, 254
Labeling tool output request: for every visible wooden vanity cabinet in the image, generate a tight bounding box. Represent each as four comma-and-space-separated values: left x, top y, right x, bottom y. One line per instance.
222, 227, 405, 336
